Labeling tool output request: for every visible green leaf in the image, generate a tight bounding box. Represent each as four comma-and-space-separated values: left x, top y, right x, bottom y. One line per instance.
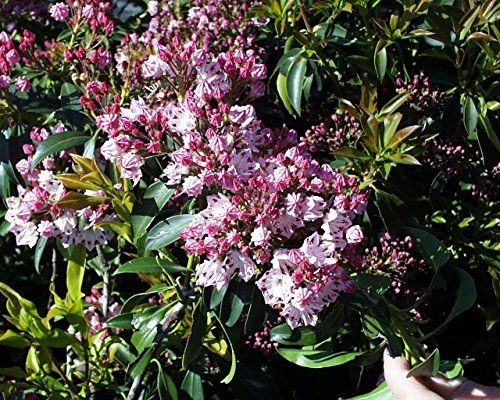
0, 330, 30, 348
277, 73, 294, 114
105, 312, 134, 329
407, 348, 440, 378
128, 347, 154, 380
131, 181, 175, 241
181, 370, 204, 400
121, 284, 172, 313
478, 114, 500, 153
209, 286, 227, 309
213, 313, 237, 384
277, 348, 362, 368
382, 113, 403, 148
66, 245, 87, 302
114, 257, 186, 275
387, 125, 420, 149
463, 97, 478, 136
34, 236, 48, 274
0, 367, 28, 379
31, 131, 89, 170
405, 227, 450, 269
347, 382, 396, 399
244, 289, 266, 335
270, 324, 316, 346
56, 192, 109, 210
221, 290, 244, 328
374, 43, 387, 81
286, 57, 307, 115
0, 163, 10, 199
182, 299, 208, 369
424, 269, 476, 338
439, 360, 464, 379
153, 359, 178, 400
378, 92, 411, 117
146, 214, 198, 250
384, 153, 421, 165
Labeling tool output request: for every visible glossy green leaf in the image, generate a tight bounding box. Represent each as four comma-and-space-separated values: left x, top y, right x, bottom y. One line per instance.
66, 245, 87, 302
34, 236, 48, 274
384, 153, 421, 165
56, 192, 109, 210
221, 290, 244, 328
0, 330, 30, 348
213, 313, 237, 384
287, 57, 307, 114
128, 347, 154, 380
277, 73, 294, 114
378, 92, 411, 117
244, 289, 266, 335
181, 370, 204, 400
347, 382, 396, 399
407, 348, 440, 378
146, 214, 198, 250
374, 44, 387, 81
31, 131, 89, 170
424, 269, 476, 338
182, 299, 208, 369
277, 348, 362, 368
105, 312, 134, 329
463, 97, 478, 136
131, 181, 175, 241
153, 359, 178, 400
478, 114, 500, 153
405, 227, 450, 269
114, 257, 186, 275
270, 324, 316, 346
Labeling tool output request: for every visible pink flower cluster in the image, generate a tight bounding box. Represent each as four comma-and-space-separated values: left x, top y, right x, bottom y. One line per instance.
395, 72, 445, 113
94, 44, 266, 185
0, 31, 31, 92
85, 287, 122, 337
146, 0, 264, 55
361, 233, 431, 317
82, 32, 367, 329
5, 125, 116, 250
302, 111, 362, 154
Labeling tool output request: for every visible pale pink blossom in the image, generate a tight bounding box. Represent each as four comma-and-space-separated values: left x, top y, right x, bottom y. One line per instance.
120, 152, 143, 184
49, 2, 70, 21
346, 225, 364, 244
0, 75, 10, 88
183, 176, 203, 197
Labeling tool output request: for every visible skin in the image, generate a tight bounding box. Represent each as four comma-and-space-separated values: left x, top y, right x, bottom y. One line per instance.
383, 351, 500, 400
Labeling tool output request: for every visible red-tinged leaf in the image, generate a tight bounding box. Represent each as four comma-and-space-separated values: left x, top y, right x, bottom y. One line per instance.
384, 153, 421, 165
387, 125, 420, 149
56, 192, 109, 210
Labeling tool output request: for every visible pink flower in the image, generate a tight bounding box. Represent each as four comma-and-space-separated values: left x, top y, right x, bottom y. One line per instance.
346, 225, 364, 244
120, 152, 143, 184
142, 55, 168, 78
0, 32, 11, 45
15, 76, 31, 92
250, 226, 271, 247
100, 139, 125, 160
183, 176, 203, 197
0, 75, 10, 88
49, 2, 70, 21
225, 250, 256, 282
229, 105, 256, 128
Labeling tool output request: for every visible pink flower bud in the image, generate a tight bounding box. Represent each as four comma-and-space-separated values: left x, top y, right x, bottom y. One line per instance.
15, 76, 31, 92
